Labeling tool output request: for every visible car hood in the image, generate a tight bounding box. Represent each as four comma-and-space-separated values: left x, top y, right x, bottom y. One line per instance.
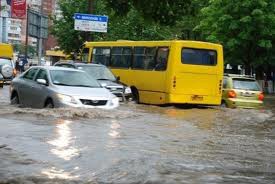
54, 85, 114, 99
98, 80, 124, 88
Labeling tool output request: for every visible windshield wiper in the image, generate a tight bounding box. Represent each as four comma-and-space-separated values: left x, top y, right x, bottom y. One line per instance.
72, 84, 99, 88
54, 83, 73, 86
97, 78, 112, 80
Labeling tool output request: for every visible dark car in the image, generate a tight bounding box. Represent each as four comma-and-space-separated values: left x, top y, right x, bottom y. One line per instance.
54, 61, 132, 101
0, 57, 14, 87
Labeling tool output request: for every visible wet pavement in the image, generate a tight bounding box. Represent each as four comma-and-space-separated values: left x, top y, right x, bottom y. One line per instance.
0, 85, 274, 184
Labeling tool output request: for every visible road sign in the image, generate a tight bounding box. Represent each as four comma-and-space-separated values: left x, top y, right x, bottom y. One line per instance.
74, 13, 108, 33
28, 9, 48, 39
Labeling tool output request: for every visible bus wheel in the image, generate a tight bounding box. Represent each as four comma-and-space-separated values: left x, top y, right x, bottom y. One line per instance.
131, 87, 139, 104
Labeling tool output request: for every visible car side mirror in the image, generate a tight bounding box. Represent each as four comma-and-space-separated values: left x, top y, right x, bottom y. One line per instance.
101, 83, 107, 88
37, 79, 47, 86
116, 76, 120, 81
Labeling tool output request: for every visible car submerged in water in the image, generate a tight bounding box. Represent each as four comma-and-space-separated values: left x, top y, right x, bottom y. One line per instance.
53, 61, 132, 101
10, 66, 119, 109
222, 74, 264, 108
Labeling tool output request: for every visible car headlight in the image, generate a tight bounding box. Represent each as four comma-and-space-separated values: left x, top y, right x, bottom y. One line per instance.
57, 94, 78, 104
124, 87, 131, 94
110, 97, 119, 106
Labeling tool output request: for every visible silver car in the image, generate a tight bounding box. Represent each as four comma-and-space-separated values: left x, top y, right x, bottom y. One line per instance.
10, 66, 119, 109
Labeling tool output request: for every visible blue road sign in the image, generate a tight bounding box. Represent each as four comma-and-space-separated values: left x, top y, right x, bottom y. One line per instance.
74, 13, 108, 33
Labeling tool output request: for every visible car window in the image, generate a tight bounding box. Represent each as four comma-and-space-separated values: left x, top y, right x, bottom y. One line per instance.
23, 68, 39, 80
50, 70, 101, 87
0, 58, 12, 67
55, 64, 76, 69
35, 69, 48, 82
223, 78, 228, 88
79, 65, 116, 81
232, 78, 260, 91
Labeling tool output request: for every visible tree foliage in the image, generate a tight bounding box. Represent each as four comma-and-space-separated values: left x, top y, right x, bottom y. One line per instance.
51, 0, 88, 53
195, 0, 275, 72
51, 0, 178, 53
105, 0, 192, 25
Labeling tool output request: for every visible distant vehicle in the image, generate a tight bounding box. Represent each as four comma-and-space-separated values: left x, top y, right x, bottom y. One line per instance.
0, 43, 15, 87
81, 40, 224, 105
222, 74, 264, 108
10, 66, 119, 109
54, 61, 132, 101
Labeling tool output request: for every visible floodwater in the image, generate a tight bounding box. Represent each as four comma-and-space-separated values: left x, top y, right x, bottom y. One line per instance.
0, 86, 274, 184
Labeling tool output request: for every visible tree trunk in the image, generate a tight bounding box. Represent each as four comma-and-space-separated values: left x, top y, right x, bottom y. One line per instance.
244, 62, 251, 75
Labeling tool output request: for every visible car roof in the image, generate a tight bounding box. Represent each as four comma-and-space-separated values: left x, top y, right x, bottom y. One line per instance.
75, 63, 106, 67
224, 73, 256, 80
54, 61, 105, 67
31, 66, 84, 72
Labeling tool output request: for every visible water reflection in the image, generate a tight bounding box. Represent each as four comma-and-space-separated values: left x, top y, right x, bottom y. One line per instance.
107, 120, 121, 149
42, 167, 79, 179
47, 119, 79, 161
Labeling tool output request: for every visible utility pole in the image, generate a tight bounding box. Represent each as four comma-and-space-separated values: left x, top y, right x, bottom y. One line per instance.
86, 0, 94, 41
37, 1, 43, 65
25, 6, 29, 59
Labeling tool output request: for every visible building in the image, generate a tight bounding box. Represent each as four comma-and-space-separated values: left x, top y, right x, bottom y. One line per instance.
42, 0, 59, 51
7, 18, 22, 44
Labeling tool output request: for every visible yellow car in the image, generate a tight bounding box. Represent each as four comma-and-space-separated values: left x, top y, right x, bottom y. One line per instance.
222, 74, 264, 108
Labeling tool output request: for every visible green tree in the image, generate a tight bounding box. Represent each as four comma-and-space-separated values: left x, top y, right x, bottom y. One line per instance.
195, 0, 275, 74
51, 0, 88, 53
51, 0, 178, 53
105, 0, 192, 25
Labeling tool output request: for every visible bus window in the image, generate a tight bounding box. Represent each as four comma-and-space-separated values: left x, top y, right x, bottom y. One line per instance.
110, 47, 131, 68
182, 48, 217, 66
155, 47, 169, 71
92, 47, 111, 66
133, 47, 156, 70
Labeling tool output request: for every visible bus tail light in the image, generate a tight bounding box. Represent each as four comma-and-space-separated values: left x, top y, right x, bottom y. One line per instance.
228, 90, 237, 98
173, 76, 176, 88
258, 92, 264, 101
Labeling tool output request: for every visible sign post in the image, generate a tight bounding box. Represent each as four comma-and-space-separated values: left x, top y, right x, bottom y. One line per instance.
26, 8, 48, 65
74, 13, 108, 33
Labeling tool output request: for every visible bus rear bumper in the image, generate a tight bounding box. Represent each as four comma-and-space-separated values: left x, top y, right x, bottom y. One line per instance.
167, 94, 221, 106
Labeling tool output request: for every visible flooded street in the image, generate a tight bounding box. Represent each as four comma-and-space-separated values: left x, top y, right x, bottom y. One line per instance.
0, 85, 274, 184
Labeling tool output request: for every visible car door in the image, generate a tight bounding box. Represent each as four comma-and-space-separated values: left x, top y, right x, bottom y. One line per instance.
18, 68, 39, 106
32, 69, 50, 108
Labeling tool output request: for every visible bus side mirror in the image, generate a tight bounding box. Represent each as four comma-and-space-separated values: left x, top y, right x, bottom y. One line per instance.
116, 76, 120, 81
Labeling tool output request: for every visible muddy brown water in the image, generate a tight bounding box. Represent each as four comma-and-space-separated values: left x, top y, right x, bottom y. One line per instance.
0, 86, 274, 184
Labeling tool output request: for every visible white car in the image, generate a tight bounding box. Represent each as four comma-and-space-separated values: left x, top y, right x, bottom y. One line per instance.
10, 66, 119, 109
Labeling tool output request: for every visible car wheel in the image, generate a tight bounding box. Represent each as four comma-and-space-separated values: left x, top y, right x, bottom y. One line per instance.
45, 99, 54, 108
11, 92, 19, 105
221, 101, 227, 108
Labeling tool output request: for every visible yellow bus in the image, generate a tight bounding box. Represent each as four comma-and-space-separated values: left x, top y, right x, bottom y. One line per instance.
0, 43, 13, 59
82, 40, 224, 105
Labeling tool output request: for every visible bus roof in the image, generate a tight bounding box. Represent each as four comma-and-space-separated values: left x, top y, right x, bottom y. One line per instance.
46, 50, 67, 57
84, 40, 222, 48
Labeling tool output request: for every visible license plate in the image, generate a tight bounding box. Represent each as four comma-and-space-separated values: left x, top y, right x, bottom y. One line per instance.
191, 95, 204, 101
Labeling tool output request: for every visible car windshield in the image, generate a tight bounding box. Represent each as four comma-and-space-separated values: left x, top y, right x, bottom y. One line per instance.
0, 58, 12, 66
50, 70, 101, 88
78, 65, 116, 81
233, 78, 260, 91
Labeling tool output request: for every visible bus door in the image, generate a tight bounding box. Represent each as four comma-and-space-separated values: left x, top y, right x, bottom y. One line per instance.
130, 47, 169, 104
